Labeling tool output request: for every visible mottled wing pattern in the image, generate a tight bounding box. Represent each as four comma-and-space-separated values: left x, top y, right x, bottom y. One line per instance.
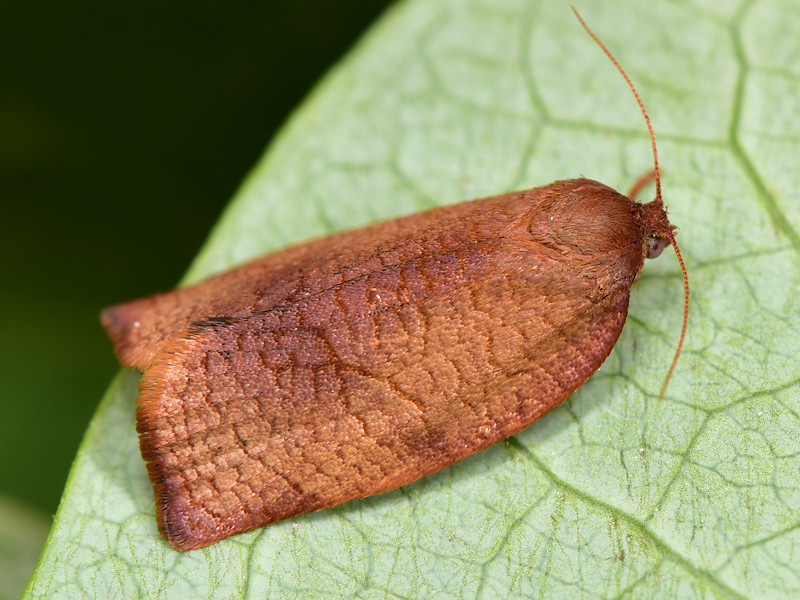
104, 179, 650, 549
138, 239, 632, 549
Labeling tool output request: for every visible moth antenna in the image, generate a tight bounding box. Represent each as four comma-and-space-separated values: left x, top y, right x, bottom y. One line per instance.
571, 7, 661, 204
626, 167, 659, 201
659, 233, 689, 399
572, 7, 688, 400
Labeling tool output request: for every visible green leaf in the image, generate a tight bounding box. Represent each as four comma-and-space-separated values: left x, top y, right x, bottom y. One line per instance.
0, 495, 50, 600
26, 0, 800, 597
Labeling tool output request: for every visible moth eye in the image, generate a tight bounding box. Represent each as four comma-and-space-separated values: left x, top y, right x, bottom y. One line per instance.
646, 236, 668, 259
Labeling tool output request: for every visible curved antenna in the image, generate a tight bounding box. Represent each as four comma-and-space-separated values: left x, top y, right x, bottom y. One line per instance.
572, 7, 689, 400
571, 7, 662, 204
626, 167, 658, 201
660, 232, 689, 400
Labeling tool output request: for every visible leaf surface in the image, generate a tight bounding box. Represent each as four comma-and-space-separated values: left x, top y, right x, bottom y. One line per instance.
25, 0, 800, 598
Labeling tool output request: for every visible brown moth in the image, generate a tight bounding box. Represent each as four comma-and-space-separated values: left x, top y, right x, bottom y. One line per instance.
102, 10, 689, 550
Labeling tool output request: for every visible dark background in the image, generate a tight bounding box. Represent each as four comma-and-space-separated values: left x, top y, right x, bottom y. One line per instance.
0, 1, 393, 518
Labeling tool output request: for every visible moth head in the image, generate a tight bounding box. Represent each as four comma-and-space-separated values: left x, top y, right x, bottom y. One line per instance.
645, 235, 669, 259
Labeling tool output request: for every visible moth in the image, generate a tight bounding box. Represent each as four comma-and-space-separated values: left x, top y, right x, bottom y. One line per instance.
103, 10, 688, 550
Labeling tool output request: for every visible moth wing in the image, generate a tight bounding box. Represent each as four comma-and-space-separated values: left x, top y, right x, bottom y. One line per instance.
137, 255, 632, 550
102, 193, 529, 370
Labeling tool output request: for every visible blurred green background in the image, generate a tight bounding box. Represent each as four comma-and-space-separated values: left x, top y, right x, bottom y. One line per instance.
0, 0, 392, 587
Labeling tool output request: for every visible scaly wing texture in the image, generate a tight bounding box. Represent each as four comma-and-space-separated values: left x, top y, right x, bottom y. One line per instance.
103, 179, 643, 373
139, 236, 633, 549
102, 190, 531, 370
